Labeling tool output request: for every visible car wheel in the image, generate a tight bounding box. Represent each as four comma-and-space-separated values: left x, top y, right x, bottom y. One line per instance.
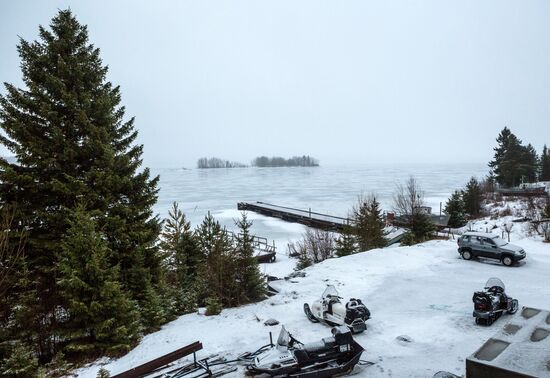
462, 250, 473, 260
502, 256, 513, 266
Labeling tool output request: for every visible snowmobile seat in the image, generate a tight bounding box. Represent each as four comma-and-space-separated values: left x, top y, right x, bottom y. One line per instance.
294, 349, 309, 364
333, 326, 353, 345
303, 339, 331, 354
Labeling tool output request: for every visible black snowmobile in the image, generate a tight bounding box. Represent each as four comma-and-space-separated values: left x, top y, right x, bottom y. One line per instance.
246, 325, 364, 377
473, 277, 518, 326
304, 285, 370, 334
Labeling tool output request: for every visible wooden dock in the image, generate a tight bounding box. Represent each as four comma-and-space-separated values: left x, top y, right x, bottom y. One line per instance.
237, 202, 352, 232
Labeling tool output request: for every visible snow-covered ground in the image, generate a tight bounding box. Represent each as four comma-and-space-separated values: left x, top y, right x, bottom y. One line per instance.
76, 204, 550, 378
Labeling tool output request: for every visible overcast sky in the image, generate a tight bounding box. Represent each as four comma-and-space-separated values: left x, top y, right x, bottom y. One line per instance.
1, 1, 549, 168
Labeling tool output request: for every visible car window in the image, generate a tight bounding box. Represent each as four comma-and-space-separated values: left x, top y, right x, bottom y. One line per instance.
470, 236, 482, 245
484, 238, 495, 245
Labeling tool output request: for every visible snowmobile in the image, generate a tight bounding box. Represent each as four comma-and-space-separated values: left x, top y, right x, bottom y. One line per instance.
246, 325, 364, 377
303, 285, 370, 334
473, 277, 519, 326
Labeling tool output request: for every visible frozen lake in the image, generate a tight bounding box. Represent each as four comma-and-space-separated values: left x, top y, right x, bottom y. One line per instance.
151, 163, 488, 258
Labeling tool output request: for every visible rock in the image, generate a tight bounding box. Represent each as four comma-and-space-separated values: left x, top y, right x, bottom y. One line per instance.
285, 271, 306, 279
395, 335, 413, 344
264, 318, 280, 326
432, 372, 460, 378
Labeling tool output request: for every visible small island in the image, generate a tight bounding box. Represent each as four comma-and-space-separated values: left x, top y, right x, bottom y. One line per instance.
197, 157, 247, 169
252, 155, 319, 167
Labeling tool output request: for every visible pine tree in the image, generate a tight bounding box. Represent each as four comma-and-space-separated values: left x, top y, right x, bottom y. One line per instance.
488, 127, 538, 187
0, 10, 161, 359
520, 143, 539, 183
195, 213, 235, 307
57, 206, 141, 354
0, 343, 41, 378
540, 145, 550, 181
463, 178, 483, 217
159, 203, 202, 317
335, 224, 357, 257
234, 213, 266, 305
445, 191, 467, 228
97, 368, 111, 378
354, 196, 387, 251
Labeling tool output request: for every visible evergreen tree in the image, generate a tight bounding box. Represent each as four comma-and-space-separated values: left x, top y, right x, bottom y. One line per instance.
57, 206, 141, 354
233, 213, 266, 304
160, 202, 202, 286
540, 145, 550, 181
195, 213, 235, 307
0, 10, 161, 359
0, 342, 41, 378
463, 177, 483, 218
335, 224, 357, 257
520, 143, 539, 183
445, 191, 467, 228
489, 127, 539, 186
354, 196, 387, 251
159, 202, 202, 317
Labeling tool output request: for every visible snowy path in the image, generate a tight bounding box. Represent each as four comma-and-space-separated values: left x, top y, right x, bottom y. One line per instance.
76, 234, 550, 377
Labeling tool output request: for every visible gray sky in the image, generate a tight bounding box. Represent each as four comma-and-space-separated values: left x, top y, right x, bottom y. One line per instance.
1, 1, 549, 168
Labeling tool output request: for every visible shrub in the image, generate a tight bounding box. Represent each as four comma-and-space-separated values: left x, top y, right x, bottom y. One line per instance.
205, 297, 222, 316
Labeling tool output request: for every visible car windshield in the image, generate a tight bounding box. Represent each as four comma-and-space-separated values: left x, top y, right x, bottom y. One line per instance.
492, 237, 508, 247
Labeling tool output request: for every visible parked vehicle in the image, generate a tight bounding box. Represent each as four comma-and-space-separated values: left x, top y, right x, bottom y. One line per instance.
247, 325, 364, 376
457, 232, 526, 266
472, 277, 518, 326
303, 285, 370, 334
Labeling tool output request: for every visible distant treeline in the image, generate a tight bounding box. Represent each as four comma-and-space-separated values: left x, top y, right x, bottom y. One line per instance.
197, 157, 247, 169
252, 155, 319, 167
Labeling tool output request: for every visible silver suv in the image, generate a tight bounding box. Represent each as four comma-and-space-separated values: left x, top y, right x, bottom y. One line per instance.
457, 232, 526, 266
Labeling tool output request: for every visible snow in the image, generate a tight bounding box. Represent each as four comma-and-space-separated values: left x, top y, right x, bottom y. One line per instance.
75, 200, 550, 378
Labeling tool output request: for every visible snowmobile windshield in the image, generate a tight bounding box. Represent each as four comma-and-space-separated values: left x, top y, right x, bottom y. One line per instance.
277, 326, 291, 347
485, 277, 505, 291
322, 285, 340, 300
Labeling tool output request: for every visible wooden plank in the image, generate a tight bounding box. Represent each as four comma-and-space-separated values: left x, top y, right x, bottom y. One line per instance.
111, 341, 202, 378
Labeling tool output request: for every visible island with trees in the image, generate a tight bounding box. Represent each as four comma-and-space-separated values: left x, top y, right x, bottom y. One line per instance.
252, 155, 319, 167
197, 157, 247, 169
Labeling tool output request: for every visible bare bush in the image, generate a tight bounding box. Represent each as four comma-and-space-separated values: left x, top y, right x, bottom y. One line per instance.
289, 228, 335, 270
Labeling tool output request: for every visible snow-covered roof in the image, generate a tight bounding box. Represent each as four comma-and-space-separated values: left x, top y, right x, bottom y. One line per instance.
467, 307, 550, 377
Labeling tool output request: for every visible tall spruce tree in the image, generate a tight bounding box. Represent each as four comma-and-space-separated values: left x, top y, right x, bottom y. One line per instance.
234, 213, 266, 304
0, 10, 162, 359
463, 177, 483, 217
521, 143, 539, 183
444, 191, 467, 228
354, 196, 387, 251
489, 127, 539, 186
540, 145, 550, 181
57, 205, 141, 354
